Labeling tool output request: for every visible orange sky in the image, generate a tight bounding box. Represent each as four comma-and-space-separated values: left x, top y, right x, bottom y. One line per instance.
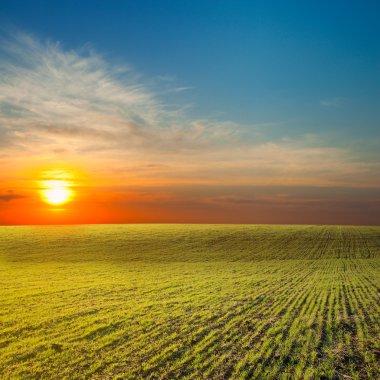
1, 163, 379, 225
1, 34, 379, 225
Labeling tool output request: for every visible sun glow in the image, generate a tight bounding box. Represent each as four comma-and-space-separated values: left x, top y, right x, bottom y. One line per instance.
39, 170, 76, 206
42, 180, 73, 205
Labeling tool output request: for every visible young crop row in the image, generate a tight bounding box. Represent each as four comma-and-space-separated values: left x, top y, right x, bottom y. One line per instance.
1, 225, 379, 262
0, 225, 379, 379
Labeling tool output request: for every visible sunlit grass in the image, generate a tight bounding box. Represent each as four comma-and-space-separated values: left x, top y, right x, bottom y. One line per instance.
0, 225, 379, 379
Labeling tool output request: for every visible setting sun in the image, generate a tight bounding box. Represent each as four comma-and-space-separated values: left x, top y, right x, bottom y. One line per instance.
40, 179, 74, 206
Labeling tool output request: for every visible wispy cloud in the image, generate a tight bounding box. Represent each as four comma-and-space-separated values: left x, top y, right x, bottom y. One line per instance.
170, 86, 194, 93
320, 97, 345, 108
0, 32, 234, 157
0, 191, 24, 202
0, 32, 378, 192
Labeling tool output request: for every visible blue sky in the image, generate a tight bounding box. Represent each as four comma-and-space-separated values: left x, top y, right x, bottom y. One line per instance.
1, 0, 379, 138
0, 1, 379, 224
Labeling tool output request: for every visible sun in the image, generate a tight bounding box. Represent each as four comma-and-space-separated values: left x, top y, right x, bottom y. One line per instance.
37, 169, 80, 208
40, 179, 74, 206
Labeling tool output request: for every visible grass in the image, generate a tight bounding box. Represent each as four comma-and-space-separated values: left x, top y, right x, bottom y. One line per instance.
0, 224, 379, 379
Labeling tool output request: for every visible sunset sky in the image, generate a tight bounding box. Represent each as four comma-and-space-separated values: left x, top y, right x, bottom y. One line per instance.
0, 1, 379, 225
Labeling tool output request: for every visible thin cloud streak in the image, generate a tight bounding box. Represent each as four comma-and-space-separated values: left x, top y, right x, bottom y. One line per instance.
0, 191, 24, 202
320, 97, 346, 108
0, 32, 235, 157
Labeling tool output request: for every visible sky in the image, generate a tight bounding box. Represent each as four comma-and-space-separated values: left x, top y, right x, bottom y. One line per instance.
0, 0, 379, 225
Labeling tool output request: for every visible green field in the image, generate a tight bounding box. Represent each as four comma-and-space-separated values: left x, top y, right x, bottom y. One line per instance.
0, 224, 379, 379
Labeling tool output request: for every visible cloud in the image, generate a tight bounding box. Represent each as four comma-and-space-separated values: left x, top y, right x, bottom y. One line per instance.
171, 86, 194, 93
320, 97, 345, 108
0, 191, 24, 202
0, 32, 378, 192
0, 32, 234, 157
207, 191, 380, 209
